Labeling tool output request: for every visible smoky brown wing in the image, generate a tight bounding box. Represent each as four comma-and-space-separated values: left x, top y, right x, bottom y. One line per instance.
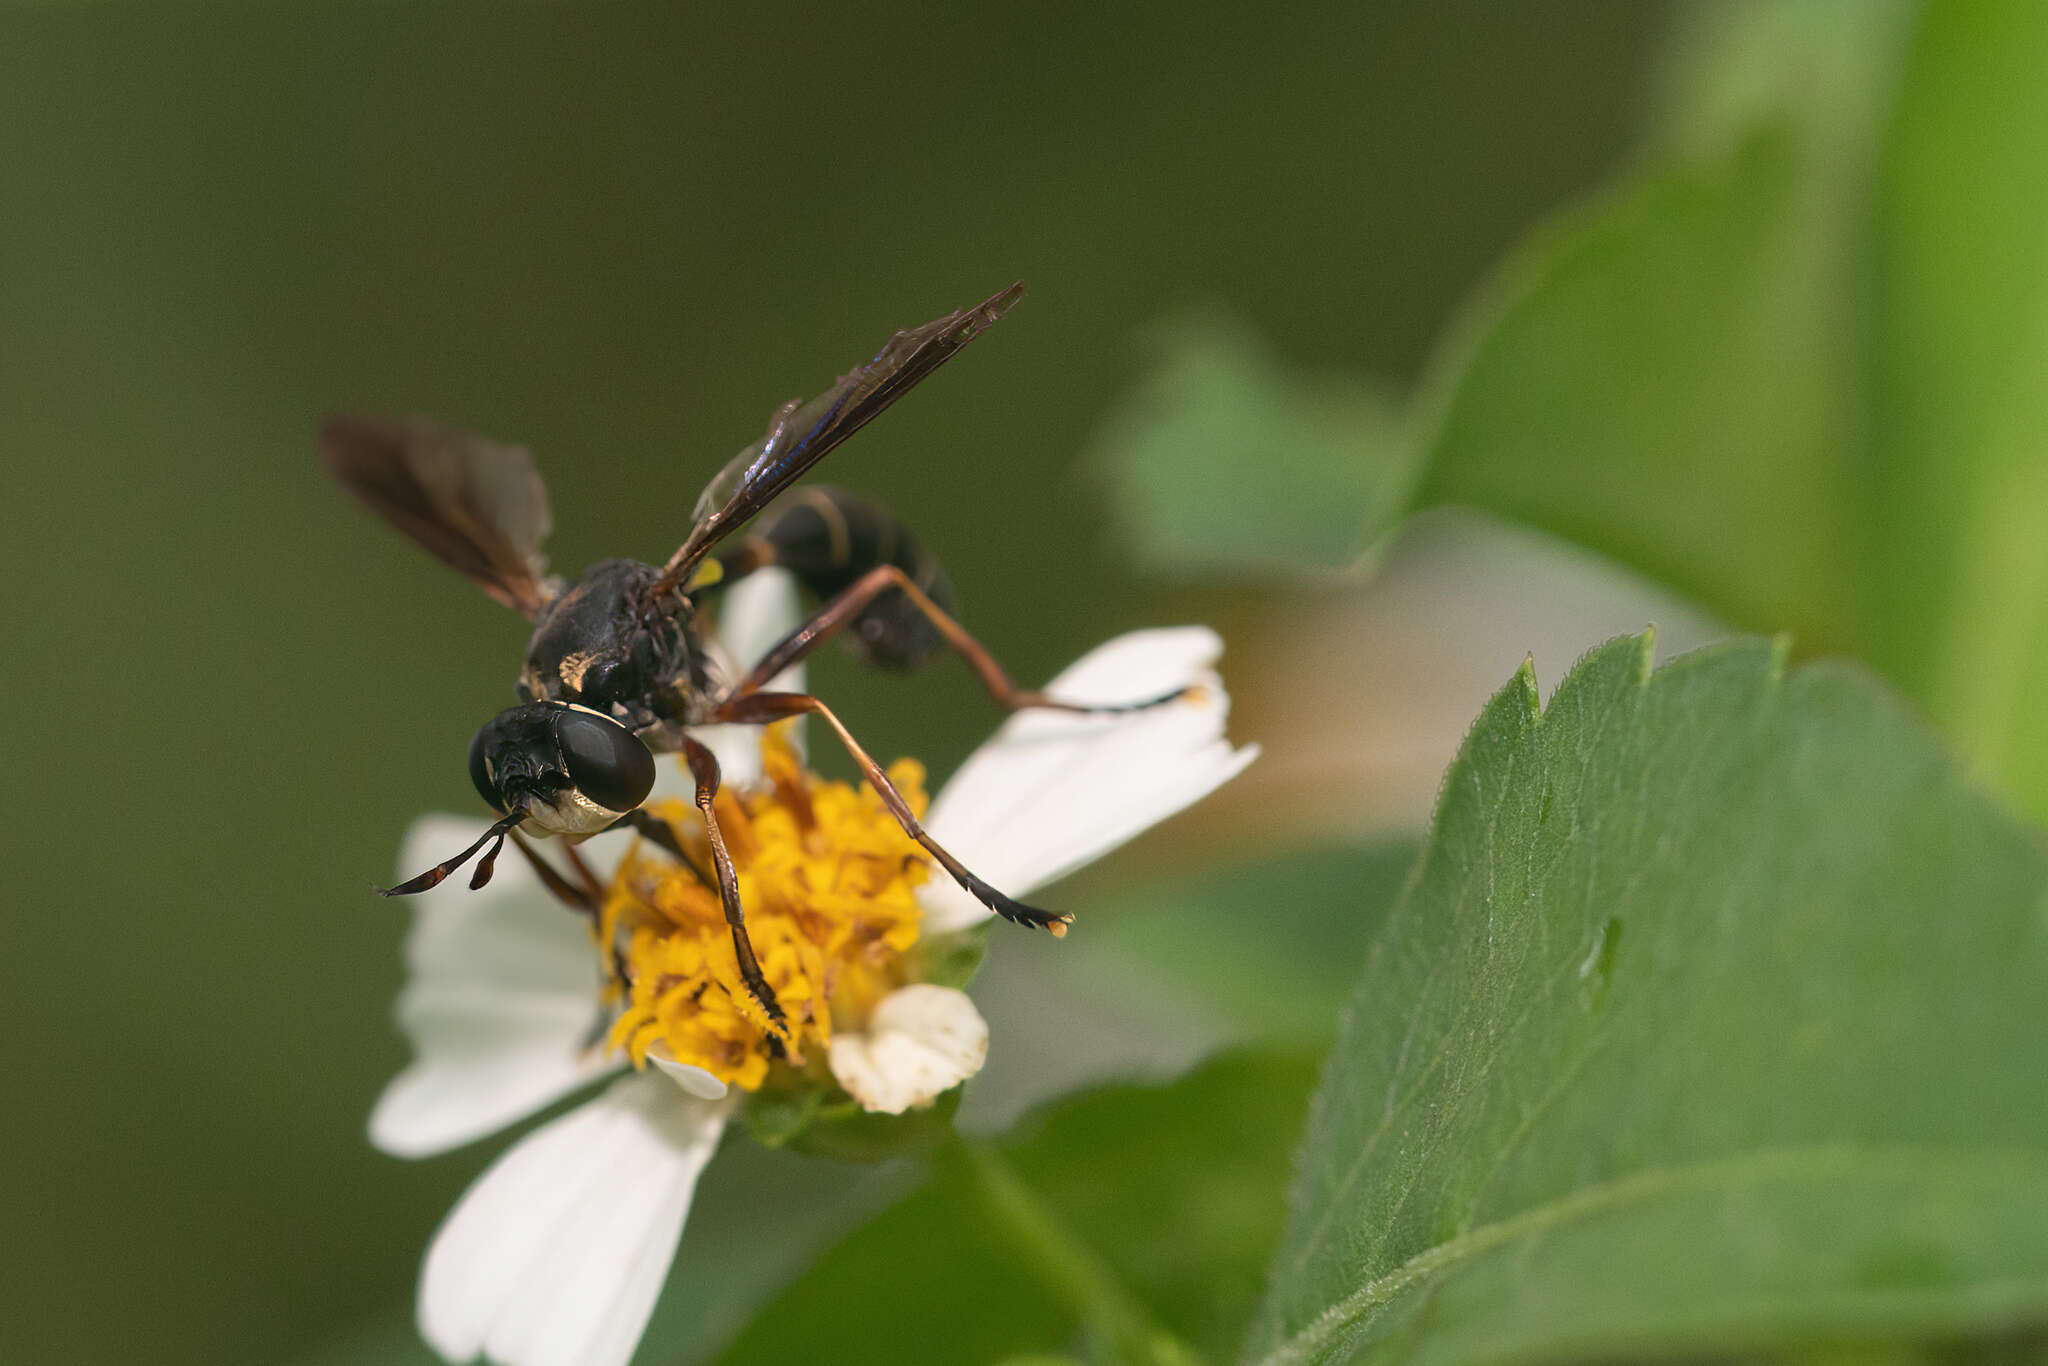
321, 413, 556, 617
652, 281, 1025, 593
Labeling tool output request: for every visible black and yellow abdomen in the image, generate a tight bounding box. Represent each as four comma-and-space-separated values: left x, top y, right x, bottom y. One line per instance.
716, 485, 956, 671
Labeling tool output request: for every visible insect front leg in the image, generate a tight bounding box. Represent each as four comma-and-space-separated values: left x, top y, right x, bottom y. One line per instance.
680, 736, 790, 1031
707, 690, 1072, 936
722, 564, 1191, 716
508, 830, 602, 918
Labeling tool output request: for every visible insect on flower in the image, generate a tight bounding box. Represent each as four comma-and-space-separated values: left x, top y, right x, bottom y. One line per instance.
369, 593, 1257, 1366
323, 283, 1189, 1032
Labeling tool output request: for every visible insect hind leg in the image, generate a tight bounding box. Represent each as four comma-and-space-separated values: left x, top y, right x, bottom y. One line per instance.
724, 564, 1194, 719
708, 690, 1072, 935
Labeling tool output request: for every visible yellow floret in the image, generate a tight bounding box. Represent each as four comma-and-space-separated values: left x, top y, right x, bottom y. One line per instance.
601, 727, 931, 1090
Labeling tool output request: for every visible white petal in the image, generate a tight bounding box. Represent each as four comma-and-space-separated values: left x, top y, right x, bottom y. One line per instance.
642, 750, 699, 810
920, 628, 1258, 932
646, 1043, 730, 1101
370, 815, 617, 1159
712, 565, 804, 685
695, 566, 806, 786
419, 1073, 728, 1366
688, 725, 768, 790
827, 984, 989, 1114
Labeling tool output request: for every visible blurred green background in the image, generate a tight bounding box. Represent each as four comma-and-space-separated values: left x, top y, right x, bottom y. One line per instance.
3, 3, 1716, 1363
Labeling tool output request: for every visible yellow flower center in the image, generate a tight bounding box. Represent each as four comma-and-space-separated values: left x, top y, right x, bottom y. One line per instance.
600, 728, 932, 1092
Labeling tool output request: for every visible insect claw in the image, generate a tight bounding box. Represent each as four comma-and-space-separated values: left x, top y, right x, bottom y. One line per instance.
1108, 683, 1197, 713
957, 868, 1073, 935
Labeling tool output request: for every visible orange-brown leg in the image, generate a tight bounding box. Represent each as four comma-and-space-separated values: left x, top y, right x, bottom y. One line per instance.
511, 832, 637, 1000
709, 690, 1071, 935
680, 735, 789, 1030
511, 830, 600, 918
723, 564, 1189, 716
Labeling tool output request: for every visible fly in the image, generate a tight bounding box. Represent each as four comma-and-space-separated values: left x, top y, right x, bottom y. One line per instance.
323, 283, 1184, 1027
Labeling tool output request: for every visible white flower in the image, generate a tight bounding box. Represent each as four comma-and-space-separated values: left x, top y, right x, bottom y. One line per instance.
826, 982, 991, 1114
370, 569, 1257, 1366
916, 624, 1258, 933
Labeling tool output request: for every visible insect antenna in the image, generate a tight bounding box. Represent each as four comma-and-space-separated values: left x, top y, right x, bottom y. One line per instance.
468, 828, 509, 890
378, 811, 525, 897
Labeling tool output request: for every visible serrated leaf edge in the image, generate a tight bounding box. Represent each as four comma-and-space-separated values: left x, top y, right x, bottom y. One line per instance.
1249, 629, 1815, 1363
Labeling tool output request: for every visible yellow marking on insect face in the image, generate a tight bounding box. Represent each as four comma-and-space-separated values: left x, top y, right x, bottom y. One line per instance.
600, 726, 932, 1090
686, 559, 725, 592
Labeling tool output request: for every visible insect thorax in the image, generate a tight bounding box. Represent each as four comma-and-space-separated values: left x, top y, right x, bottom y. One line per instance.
517, 557, 708, 730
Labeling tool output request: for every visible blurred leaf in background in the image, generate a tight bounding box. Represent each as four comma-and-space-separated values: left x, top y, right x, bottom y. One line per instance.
1409, 0, 1908, 651
1248, 635, 2048, 1365
1094, 0, 1906, 639
1868, 0, 2048, 822
1095, 0, 2048, 828
1170, 510, 1727, 857
1094, 314, 1415, 578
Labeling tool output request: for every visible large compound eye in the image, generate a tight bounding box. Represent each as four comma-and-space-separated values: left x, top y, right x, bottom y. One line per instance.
468, 722, 506, 813
553, 707, 655, 813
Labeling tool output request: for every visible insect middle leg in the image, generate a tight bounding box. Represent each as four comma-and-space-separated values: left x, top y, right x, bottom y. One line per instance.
708, 690, 1072, 936
722, 564, 1193, 716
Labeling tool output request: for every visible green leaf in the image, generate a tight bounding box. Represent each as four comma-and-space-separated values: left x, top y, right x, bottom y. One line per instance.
1089, 314, 1415, 578
1246, 634, 2048, 1366
1867, 0, 2048, 820
1410, 0, 1906, 657
717, 1051, 1322, 1366
1088, 3, 2048, 834
1412, 126, 1858, 650
1646, 0, 1911, 167
1093, 3, 1908, 653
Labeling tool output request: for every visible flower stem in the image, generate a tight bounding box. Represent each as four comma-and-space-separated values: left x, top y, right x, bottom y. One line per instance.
951, 1136, 1205, 1366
